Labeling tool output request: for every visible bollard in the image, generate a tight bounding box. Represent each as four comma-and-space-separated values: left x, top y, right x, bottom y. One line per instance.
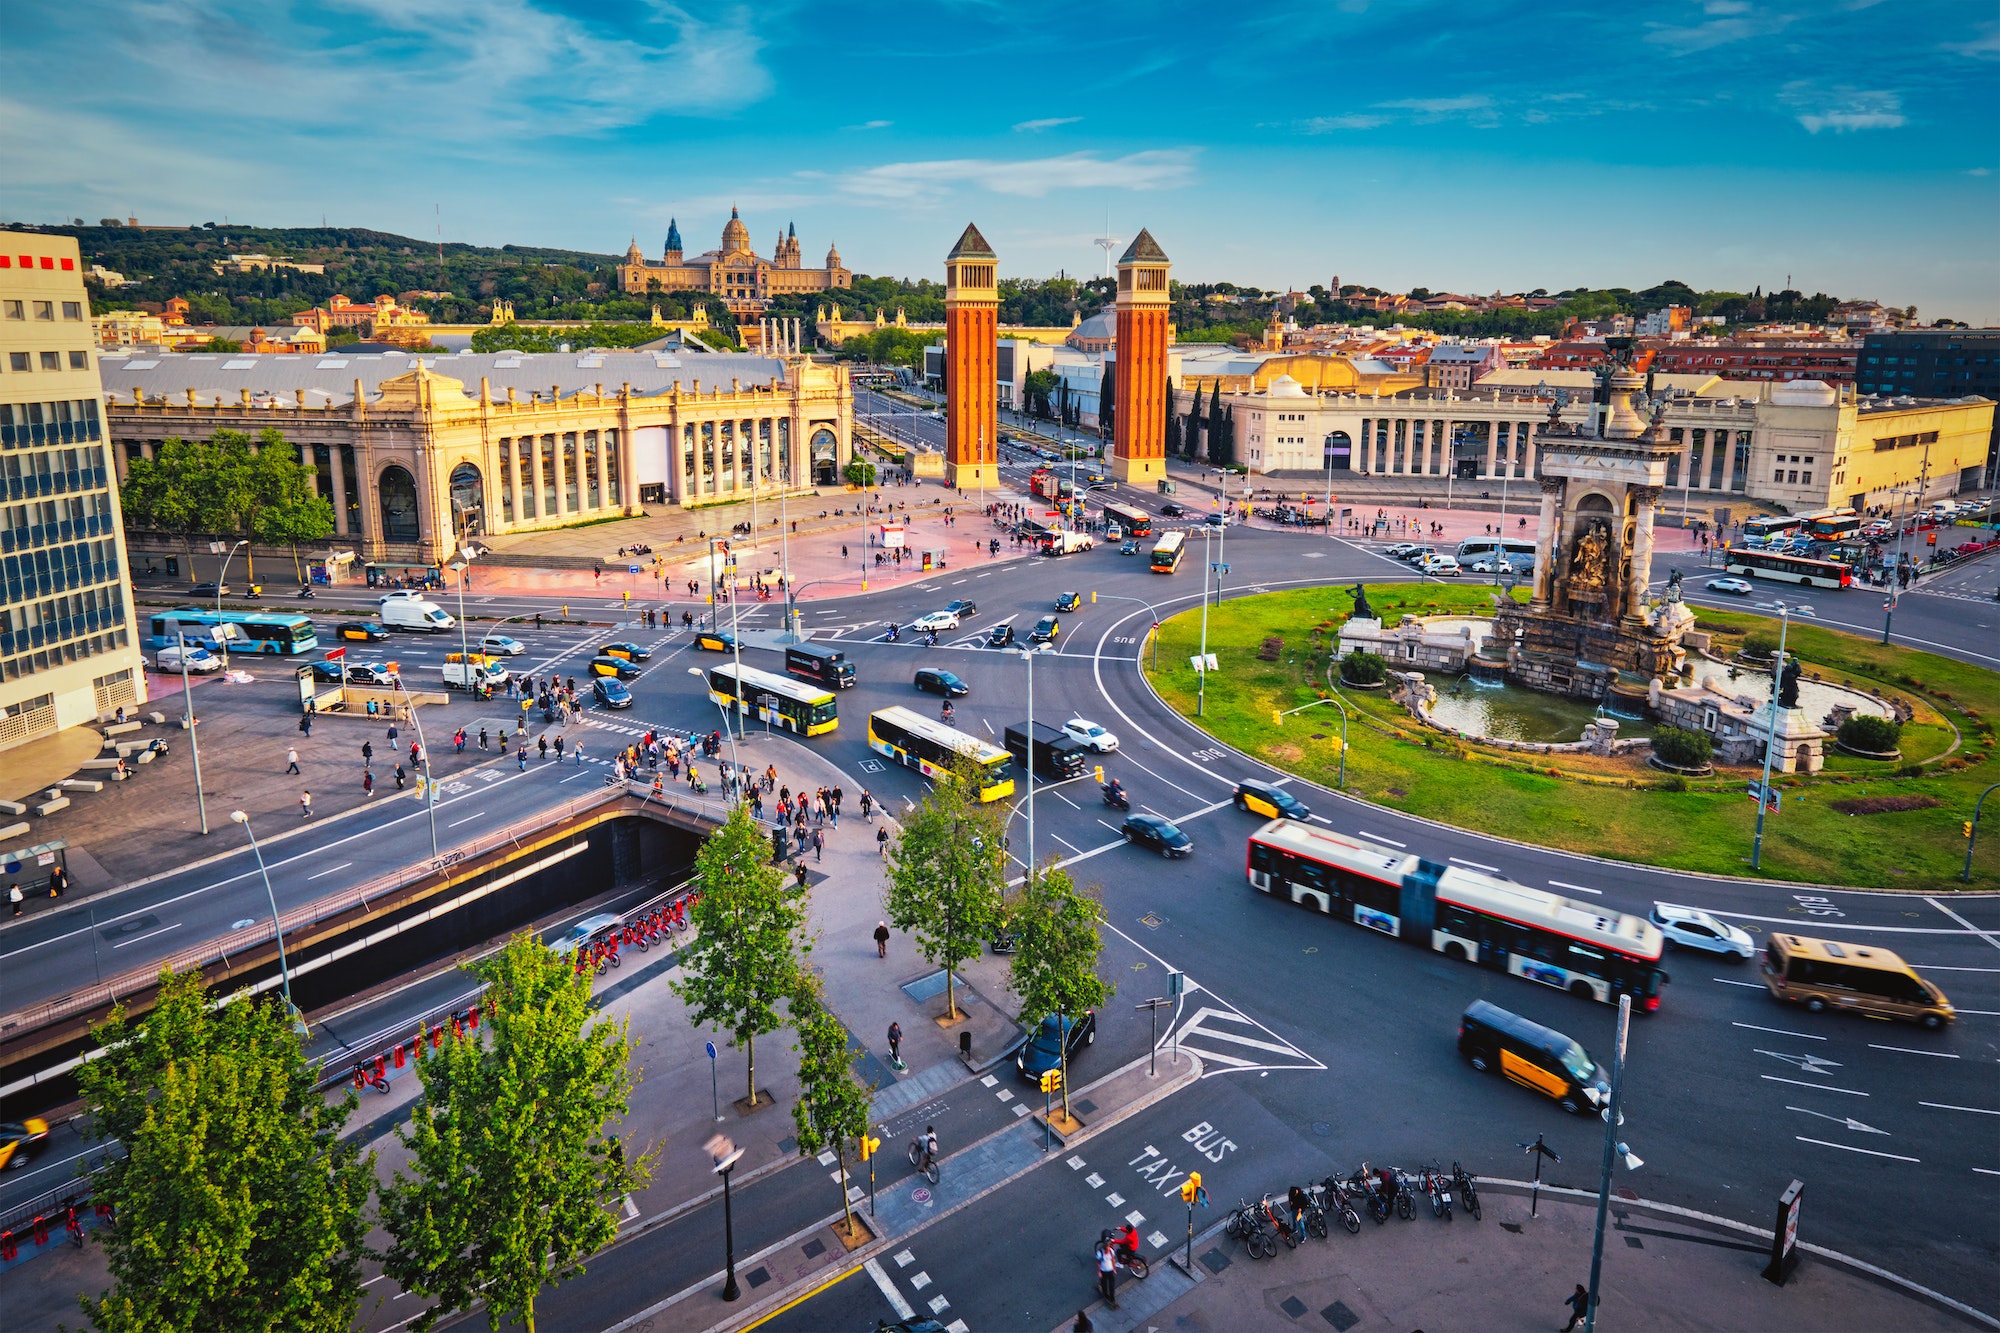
31, 1214, 48, 1246
1, 1229, 16, 1261
959, 1031, 972, 1063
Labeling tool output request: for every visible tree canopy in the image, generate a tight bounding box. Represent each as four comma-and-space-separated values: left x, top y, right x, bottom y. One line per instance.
119, 427, 334, 578
885, 757, 1009, 1019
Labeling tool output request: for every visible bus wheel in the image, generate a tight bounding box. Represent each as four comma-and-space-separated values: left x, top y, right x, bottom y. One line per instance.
1569, 981, 1596, 1001
1444, 943, 1468, 963
1468, 1053, 1488, 1073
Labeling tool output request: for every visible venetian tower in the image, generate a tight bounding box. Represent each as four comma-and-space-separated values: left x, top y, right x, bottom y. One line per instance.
943, 223, 1000, 493
1112, 228, 1171, 486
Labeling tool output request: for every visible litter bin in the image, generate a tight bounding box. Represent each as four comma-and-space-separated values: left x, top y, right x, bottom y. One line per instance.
771, 827, 789, 865
165, 556, 180, 577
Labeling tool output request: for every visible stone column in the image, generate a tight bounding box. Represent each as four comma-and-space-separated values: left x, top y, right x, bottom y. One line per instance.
330, 449, 350, 535
1531, 478, 1564, 610
1485, 424, 1499, 479
1626, 485, 1661, 622
1520, 421, 1537, 478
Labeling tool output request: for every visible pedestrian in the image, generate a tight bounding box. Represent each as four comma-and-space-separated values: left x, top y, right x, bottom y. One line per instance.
286, 746, 301, 774
363, 769, 374, 796
573, 740, 585, 765
1072, 1312, 1093, 1333
395, 763, 407, 790
8, 882, 21, 916
479, 727, 489, 751
517, 743, 528, 771
554, 734, 566, 761
454, 728, 466, 754
388, 721, 398, 745
887, 1020, 902, 1064
794, 861, 808, 889
860, 790, 873, 822
1561, 1283, 1589, 1333
47, 865, 67, 899
877, 825, 890, 857
538, 734, 549, 761
875, 921, 890, 958
811, 827, 824, 862
300, 790, 313, 819
1096, 1239, 1117, 1307
299, 712, 312, 737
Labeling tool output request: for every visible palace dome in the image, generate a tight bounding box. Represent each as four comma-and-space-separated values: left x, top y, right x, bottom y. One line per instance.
721, 206, 750, 255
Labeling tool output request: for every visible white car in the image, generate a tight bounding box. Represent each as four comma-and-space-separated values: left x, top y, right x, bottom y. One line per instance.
911, 610, 960, 632
1704, 576, 1754, 596
480, 634, 526, 656
155, 645, 222, 674
1649, 903, 1755, 959
1469, 557, 1524, 575
1062, 718, 1119, 753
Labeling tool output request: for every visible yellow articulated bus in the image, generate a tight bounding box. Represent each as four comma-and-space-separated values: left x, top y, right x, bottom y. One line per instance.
706, 663, 838, 737
867, 706, 1015, 801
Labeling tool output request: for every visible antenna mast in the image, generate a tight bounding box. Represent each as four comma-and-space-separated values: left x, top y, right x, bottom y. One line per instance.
1092, 211, 1120, 279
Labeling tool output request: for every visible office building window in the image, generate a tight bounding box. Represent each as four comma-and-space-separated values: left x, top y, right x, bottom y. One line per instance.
68, 351, 87, 370
2, 301, 20, 320
8, 353, 28, 372
61, 302, 82, 320
39, 352, 60, 371
32, 301, 53, 321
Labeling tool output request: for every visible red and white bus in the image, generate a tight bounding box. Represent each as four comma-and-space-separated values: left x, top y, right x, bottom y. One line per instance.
1245, 821, 1667, 1010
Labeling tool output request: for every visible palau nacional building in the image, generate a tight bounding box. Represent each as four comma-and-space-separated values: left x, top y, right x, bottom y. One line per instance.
616, 210, 850, 318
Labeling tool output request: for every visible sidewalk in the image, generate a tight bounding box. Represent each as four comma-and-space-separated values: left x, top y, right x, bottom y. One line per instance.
1067, 1183, 1984, 1333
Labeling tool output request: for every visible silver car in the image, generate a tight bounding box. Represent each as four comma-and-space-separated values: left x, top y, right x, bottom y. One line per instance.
1649, 903, 1755, 959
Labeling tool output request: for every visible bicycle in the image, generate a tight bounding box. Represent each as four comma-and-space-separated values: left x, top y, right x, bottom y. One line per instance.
1424, 1161, 1453, 1222
1320, 1177, 1363, 1235
65, 1201, 84, 1249
1263, 1194, 1305, 1250
1098, 1232, 1151, 1280
1292, 1184, 1330, 1240
1452, 1161, 1482, 1221
1224, 1199, 1276, 1259
1393, 1170, 1417, 1221
907, 1138, 940, 1185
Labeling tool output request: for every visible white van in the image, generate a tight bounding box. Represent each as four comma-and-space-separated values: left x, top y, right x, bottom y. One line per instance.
1419, 554, 1462, 577
442, 656, 509, 691
156, 644, 223, 674
381, 598, 455, 633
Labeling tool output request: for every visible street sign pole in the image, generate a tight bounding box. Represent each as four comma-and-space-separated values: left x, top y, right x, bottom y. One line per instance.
707, 1040, 720, 1122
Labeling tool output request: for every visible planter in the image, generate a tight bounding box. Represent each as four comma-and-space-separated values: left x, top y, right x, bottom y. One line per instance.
1832, 741, 1902, 761
1646, 754, 1715, 777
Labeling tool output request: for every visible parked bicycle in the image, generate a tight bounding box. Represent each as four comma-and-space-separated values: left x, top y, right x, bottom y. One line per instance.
1314, 1177, 1362, 1235
1224, 1198, 1277, 1259
1452, 1161, 1482, 1221
1424, 1160, 1454, 1222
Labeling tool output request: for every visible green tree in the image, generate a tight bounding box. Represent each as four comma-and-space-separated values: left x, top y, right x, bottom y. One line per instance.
1185, 383, 1204, 460
1206, 383, 1226, 465
378, 935, 650, 1333
119, 436, 223, 568
788, 971, 874, 1238
885, 756, 1007, 1020
1022, 368, 1059, 418
844, 457, 879, 488
250, 437, 337, 583
1008, 866, 1108, 1120
671, 802, 807, 1105
75, 970, 372, 1333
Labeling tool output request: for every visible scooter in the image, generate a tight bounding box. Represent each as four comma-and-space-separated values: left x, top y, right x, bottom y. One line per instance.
886, 623, 901, 642
1101, 783, 1130, 810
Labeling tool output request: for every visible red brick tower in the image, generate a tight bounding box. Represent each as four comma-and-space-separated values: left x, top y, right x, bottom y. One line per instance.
1112, 228, 1170, 485
944, 223, 1000, 493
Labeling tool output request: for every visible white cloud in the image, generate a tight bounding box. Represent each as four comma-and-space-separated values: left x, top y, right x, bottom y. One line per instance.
1966, 167, 1992, 176
1947, 21, 2000, 59
1376, 95, 1494, 116
846, 120, 893, 130
1645, 5, 1797, 53
827, 150, 1196, 203
1297, 114, 1387, 133
1780, 83, 1907, 133
1013, 116, 1082, 132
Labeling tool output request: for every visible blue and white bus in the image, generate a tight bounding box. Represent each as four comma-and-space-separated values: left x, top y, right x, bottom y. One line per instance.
142, 610, 318, 655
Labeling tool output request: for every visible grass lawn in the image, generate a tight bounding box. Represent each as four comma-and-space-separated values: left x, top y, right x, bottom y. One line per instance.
1145, 584, 2000, 890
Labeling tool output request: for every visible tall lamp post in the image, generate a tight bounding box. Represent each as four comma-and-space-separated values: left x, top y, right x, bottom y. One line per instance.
1196, 525, 1215, 717
1583, 993, 1641, 1333
1093, 593, 1164, 673
167, 611, 212, 835
1277, 693, 1350, 790
446, 545, 485, 691
1009, 644, 1051, 879
229, 809, 301, 1027
391, 675, 441, 861
706, 1135, 745, 1301
687, 667, 741, 779
1750, 600, 1813, 871
214, 538, 247, 668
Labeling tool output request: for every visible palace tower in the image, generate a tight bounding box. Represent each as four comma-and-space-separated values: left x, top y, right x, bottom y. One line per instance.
943, 223, 1000, 493
1112, 228, 1171, 485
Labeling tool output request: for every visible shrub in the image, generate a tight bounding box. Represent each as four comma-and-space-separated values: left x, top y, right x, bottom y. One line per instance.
1258, 636, 1284, 661
1652, 726, 1714, 769
844, 458, 878, 487
1836, 714, 1902, 753
1654, 775, 1689, 792
1339, 650, 1386, 685
1741, 631, 1779, 659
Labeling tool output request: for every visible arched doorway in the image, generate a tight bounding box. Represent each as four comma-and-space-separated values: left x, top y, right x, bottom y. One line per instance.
380, 465, 420, 544
449, 462, 485, 538
810, 428, 839, 486
1325, 431, 1352, 472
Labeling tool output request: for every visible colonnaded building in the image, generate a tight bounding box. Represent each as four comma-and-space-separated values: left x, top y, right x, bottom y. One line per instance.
616, 210, 850, 318
100, 349, 855, 564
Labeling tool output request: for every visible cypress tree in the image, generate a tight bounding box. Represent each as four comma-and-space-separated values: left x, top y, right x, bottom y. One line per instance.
1099, 360, 1116, 439
1206, 381, 1224, 465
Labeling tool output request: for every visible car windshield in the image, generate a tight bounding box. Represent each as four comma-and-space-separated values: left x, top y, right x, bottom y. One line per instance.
941, 674, 963, 690
1560, 1042, 1596, 1081
1155, 821, 1184, 841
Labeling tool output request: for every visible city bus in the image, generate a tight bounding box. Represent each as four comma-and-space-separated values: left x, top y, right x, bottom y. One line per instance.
142, 610, 246, 655
1741, 514, 1804, 545
867, 706, 1015, 801
218, 612, 319, 655
1150, 531, 1187, 573
1454, 536, 1537, 568
1101, 502, 1153, 539
1246, 820, 1667, 1010
1805, 510, 1862, 541
706, 663, 838, 737
1724, 548, 1853, 588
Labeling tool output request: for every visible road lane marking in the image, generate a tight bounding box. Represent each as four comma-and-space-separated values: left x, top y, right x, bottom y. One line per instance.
446, 812, 485, 829
1449, 857, 1498, 872
1732, 1022, 1824, 1040
866, 1257, 917, 1319
1870, 1044, 1958, 1058
1356, 830, 1406, 848
1919, 1102, 2000, 1115
1713, 978, 1764, 988
1925, 896, 2000, 952
1976, 1168, 2000, 1177
306, 861, 354, 880
1795, 1136, 1919, 1162
112, 922, 180, 949
1549, 879, 1602, 896
1787, 1106, 1887, 1134
1907, 964, 2000, 972
1050, 834, 1082, 854
1763, 1075, 1867, 1096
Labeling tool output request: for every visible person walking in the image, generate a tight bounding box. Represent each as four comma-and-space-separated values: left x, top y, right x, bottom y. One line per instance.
573, 740, 585, 766
1561, 1283, 1589, 1333
362, 765, 375, 797
361, 740, 373, 768
794, 861, 809, 890
887, 1020, 902, 1065
285, 746, 301, 775
8, 882, 22, 916
479, 726, 490, 751
811, 827, 824, 862
538, 734, 549, 761
860, 790, 874, 822
1095, 1238, 1118, 1307
300, 791, 313, 819
874, 921, 891, 957
395, 763, 407, 790
554, 734, 565, 762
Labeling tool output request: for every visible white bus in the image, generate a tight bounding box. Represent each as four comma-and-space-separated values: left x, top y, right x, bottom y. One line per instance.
867, 706, 1015, 801
1150, 531, 1187, 573
1454, 536, 1536, 569
706, 663, 838, 736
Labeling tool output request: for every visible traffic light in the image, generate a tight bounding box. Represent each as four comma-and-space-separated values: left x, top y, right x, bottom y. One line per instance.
1967, 821, 1976, 839
1181, 1171, 1202, 1203
859, 1132, 882, 1161
1272, 709, 1283, 726
1093, 765, 1104, 783
1040, 1069, 1063, 1093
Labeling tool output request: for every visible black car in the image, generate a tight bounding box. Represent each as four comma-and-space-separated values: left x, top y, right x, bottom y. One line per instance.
943, 598, 978, 621
1159, 503, 1186, 517
914, 667, 968, 697
593, 677, 633, 709
600, 641, 652, 661
309, 659, 345, 682
986, 622, 1016, 647
1234, 778, 1310, 820
1121, 814, 1192, 858
589, 654, 643, 680
1016, 1010, 1095, 1082
1054, 591, 1082, 612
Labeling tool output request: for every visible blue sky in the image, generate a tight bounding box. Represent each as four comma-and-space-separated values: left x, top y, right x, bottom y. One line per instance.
5, 0, 1997, 320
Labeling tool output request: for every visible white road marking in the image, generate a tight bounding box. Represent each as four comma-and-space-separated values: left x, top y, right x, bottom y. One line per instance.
1732, 1022, 1825, 1040
1449, 857, 1498, 872
1713, 978, 1764, 988
1870, 1044, 1958, 1058
1976, 1168, 2000, 1177
1925, 896, 2000, 952
1795, 1136, 1919, 1162
1906, 964, 2000, 972
1051, 789, 1078, 809
112, 922, 180, 949
306, 861, 355, 880
1787, 1106, 1887, 1134
1762, 1075, 1868, 1096
1050, 834, 1083, 854
1919, 1102, 2000, 1116
445, 812, 485, 829
1308, 814, 1332, 825
865, 1258, 916, 1320
1548, 879, 1602, 896
1356, 830, 1406, 848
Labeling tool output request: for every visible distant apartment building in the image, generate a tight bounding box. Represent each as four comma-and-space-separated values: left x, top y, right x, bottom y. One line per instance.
214, 253, 326, 276
291, 294, 431, 334
1531, 337, 1859, 384
1858, 328, 2000, 483
1423, 343, 1506, 390
0, 236, 147, 752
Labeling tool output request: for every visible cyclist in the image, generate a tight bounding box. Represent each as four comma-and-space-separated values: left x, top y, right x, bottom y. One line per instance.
940, 701, 955, 724
917, 1126, 939, 1172
1103, 1222, 1139, 1265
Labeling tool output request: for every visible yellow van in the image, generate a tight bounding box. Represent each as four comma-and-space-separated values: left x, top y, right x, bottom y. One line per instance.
1760, 934, 1953, 1029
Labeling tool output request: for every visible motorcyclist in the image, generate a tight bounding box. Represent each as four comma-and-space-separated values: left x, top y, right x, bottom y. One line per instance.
886, 622, 900, 641
1104, 777, 1126, 805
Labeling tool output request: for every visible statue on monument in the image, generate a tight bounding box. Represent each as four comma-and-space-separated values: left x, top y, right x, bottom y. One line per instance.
1349, 583, 1374, 620
1567, 520, 1610, 595
1778, 655, 1802, 710
1666, 568, 1683, 602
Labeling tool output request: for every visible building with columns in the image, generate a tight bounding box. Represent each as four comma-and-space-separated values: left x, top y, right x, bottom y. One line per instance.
100, 350, 853, 565
617, 211, 851, 318
942, 224, 1000, 493
1111, 229, 1171, 487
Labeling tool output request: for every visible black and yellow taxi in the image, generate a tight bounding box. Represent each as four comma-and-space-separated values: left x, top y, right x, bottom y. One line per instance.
1054, 591, 1083, 613
1233, 778, 1310, 820
692, 630, 738, 653
338, 622, 389, 642
600, 641, 652, 662
1030, 615, 1060, 644
0, 1117, 50, 1171
588, 655, 643, 680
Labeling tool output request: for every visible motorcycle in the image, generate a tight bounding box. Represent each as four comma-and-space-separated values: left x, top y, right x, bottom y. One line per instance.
988, 930, 1018, 954
1101, 783, 1130, 810
886, 623, 901, 642
923, 631, 939, 648
295, 584, 316, 599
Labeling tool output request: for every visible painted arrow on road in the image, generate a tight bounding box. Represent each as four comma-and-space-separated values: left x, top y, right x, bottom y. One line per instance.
1756, 1048, 1844, 1074
1787, 1106, 1888, 1135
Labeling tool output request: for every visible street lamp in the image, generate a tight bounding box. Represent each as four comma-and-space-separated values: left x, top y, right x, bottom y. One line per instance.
687, 666, 741, 779
1750, 600, 1814, 871
229, 809, 301, 1026
1010, 643, 1052, 883
1277, 692, 1349, 790
1583, 993, 1641, 1333
391, 674, 441, 862
1093, 593, 1164, 672
164, 610, 213, 835
214, 538, 247, 668
1197, 525, 1216, 717
705, 1135, 745, 1302
446, 544, 485, 698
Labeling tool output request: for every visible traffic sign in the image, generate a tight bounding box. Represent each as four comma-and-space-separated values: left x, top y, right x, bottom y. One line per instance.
705, 1041, 717, 1060
628, 565, 641, 574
